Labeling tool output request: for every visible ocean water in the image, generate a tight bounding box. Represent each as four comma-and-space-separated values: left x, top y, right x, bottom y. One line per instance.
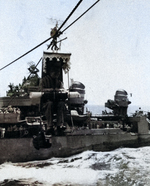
0, 147, 150, 186
86, 104, 150, 116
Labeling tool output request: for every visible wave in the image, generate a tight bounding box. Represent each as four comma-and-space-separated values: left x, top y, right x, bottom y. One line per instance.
0, 147, 150, 185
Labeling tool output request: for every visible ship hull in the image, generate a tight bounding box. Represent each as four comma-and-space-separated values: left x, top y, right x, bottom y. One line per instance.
0, 131, 150, 164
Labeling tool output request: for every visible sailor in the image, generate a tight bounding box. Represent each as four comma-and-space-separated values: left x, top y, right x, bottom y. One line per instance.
47, 25, 61, 51
0, 128, 5, 138
7, 105, 14, 113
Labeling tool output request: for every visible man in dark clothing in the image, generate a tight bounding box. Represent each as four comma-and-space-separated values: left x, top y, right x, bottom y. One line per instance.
44, 100, 65, 130
41, 63, 67, 134
42, 65, 63, 89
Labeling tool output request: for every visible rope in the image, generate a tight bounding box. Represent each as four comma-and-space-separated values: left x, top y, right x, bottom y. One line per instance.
57, 0, 83, 33
0, 0, 100, 71
62, 0, 100, 33
0, 37, 52, 71
0, 0, 83, 71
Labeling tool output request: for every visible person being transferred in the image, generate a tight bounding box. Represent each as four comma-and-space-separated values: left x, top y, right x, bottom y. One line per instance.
42, 63, 63, 89
41, 61, 67, 134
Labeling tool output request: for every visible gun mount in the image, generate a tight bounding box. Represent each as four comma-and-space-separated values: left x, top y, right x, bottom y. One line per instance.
105, 89, 131, 117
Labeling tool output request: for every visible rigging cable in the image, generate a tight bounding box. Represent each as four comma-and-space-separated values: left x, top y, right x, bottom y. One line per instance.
62, 0, 100, 33
0, 0, 100, 71
0, 0, 83, 72
57, 0, 83, 33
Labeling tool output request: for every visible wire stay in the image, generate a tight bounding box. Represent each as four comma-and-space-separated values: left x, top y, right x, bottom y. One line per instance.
0, 0, 100, 71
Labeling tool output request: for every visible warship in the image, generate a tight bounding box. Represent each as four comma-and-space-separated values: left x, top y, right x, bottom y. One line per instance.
0, 0, 150, 164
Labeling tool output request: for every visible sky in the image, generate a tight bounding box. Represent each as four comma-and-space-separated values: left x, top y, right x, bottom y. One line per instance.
0, 0, 150, 110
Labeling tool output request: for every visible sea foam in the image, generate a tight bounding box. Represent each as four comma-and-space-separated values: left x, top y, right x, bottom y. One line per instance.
0, 147, 150, 185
